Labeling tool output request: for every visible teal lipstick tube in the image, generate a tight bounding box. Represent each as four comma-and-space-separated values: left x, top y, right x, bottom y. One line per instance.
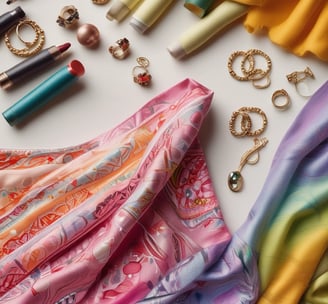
2, 60, 85, 126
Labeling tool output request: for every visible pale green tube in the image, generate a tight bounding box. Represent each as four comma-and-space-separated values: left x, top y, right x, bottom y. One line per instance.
168, 1, 248, 59
130, 0, 175, 33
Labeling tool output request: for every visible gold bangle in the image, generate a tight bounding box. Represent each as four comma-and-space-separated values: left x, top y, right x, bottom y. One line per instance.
4, 19, 45, 57
272, 89, 291, 110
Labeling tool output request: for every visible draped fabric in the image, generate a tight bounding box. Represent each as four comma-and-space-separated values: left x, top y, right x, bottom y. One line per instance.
1, 78, 328, 304
142, 80, 328, 303
233, 0, 328, 61
0, 79, 232, 303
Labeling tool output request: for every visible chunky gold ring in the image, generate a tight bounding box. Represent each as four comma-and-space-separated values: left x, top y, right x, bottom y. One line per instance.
229, 106, 267, 137
4, 19, 45, 57
272, 89, 291, 110
109, 38, 130, 59
229, 111, 252, 137
57, 5, 79, 28
227, 50, 255, 81
132, 57, 152, 86
241, 49, 272, 79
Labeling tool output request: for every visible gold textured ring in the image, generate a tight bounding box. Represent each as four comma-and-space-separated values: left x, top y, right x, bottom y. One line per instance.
4, 19, 45, 57
229, 111, 252, 137
109, 38, 130, 59
272, 89, 291, 110
241, 49, 272, 79
56, 5, 79, 28
229, 106, 267, 137
227, 50, 255, 81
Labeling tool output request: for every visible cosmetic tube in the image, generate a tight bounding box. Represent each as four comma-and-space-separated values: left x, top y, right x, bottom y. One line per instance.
0, 6, 25, 36
130, 0, 175, 33
0, 43, 71, 90
167, 1, 248, 59
106, 0, 142, 22
2, 60, 85, 126
184, 0, 216, 17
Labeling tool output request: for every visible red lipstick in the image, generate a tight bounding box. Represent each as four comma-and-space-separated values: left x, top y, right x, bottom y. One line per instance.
0, 42, 72, 90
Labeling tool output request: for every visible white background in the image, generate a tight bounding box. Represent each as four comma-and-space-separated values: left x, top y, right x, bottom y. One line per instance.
0, 0, 327, 233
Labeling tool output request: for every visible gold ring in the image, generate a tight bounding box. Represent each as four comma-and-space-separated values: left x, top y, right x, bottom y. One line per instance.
57, 5, 79, 28
272, 89, 291, 110
109, 38, 130, 59
4, 19, 45, 57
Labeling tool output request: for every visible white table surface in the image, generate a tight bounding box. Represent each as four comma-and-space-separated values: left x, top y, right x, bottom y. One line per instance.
0, 0, 327, 233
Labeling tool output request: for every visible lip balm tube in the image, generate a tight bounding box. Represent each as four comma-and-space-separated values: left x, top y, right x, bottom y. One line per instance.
129, 0, 175, 33
2, 60, 85, 126
184, 0, 216, 18
106, 0, 142, 22
0, 6, 25, 36
167, 1, 248, 59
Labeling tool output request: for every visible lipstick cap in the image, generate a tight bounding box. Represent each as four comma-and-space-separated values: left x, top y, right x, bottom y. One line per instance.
0, 6, 26, 36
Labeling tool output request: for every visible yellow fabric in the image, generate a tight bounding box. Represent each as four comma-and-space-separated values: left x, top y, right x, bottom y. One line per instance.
232, 0, 328, 61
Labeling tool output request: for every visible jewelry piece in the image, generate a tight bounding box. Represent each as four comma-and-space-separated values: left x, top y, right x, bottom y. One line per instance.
4, 19, 45, 57
229, 111, 252, 137
228, 49, 272, 89
272, 89, 291, 110
228, 137, 268, 192
57, 5, 80, 28
92, 0, 110, 4
109, 38, 130, 59
227, 50, 255, 81
76, 24, 100, 48
229, 106, 268, 137
133, 57, 152, 86
286, 67, 315, 97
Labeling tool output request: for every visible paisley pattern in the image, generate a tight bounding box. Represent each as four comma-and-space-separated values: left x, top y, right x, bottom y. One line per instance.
2, 78, 328, 304
0, 79, 231, 303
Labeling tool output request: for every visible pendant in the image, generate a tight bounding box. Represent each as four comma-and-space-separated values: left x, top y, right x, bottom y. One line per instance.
228, 171, 243, 192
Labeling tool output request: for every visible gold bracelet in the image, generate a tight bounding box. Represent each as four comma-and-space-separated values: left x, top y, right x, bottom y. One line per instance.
4, 19, 45, 57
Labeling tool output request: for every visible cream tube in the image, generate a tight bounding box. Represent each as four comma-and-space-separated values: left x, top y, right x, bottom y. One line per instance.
167, 1, 248, 59
106, 0, 142, 22
130, 0, 175, 33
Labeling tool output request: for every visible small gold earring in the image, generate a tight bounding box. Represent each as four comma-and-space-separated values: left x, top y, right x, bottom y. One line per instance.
132, 57, 152, 86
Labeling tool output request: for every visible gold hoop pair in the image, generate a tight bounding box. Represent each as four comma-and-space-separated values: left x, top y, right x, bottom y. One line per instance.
229, 106, 268, 137
4, 19, 45, 57
228, 49, 272, 89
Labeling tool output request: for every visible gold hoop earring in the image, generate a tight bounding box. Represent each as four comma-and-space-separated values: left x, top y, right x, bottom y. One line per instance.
286, 67, 315, 97
4, 19, 45, 57
272, 89, 291, 110
132, 57, 152, 86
